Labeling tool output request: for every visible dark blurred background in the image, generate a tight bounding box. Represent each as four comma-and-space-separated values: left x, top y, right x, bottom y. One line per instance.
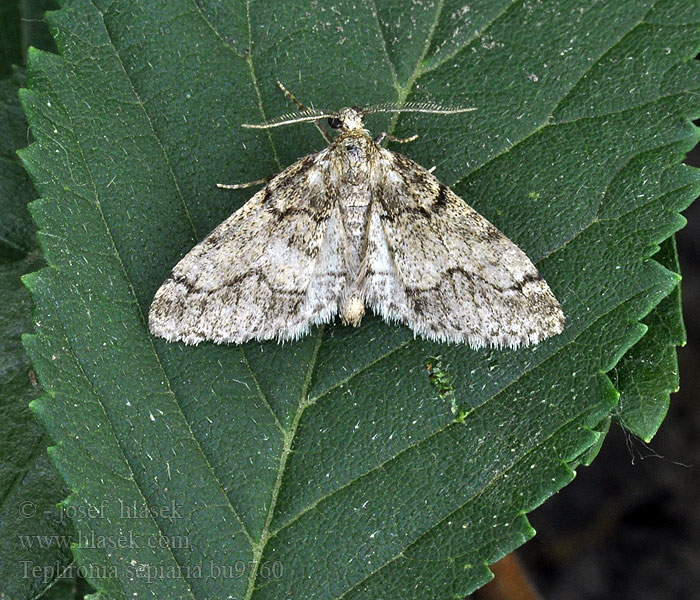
517, 146, 700, 599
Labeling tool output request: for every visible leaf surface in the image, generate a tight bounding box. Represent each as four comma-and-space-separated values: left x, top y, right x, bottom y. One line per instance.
19, 1, 700, 598
0, 13, 80, 593
612, 236, 686, 442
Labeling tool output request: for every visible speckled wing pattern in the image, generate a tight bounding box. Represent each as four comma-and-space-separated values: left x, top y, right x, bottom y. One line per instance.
361, 149, 565, 348
148, 150, 348, 344
150, 132, 564, 347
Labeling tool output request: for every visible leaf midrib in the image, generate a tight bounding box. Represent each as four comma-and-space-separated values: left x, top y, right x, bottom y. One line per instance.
243, 326, 326, 600
237, 1, 330, 597
239, 3, 464, 596
241, 3, 675, 594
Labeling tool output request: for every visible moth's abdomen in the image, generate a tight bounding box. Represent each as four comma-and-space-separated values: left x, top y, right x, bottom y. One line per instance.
330, 133, 377, 273
340, 188, 372, 269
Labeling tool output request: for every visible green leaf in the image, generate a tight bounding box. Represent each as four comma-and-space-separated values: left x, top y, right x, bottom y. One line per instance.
612, 235, 686, 441
18, 1, 700, 598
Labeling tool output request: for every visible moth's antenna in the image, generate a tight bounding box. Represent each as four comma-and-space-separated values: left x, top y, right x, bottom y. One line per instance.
241, 81, 335, 143
241, 110, 336, 129
363, 101, 476, 116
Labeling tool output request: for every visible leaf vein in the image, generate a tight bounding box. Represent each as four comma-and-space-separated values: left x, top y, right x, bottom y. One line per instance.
365, 0, 400, 93
72, 0, 259, 547
333, 400, 595, 600
449, 2, 662, 189
244, 326, 326, 600
191, 0, 249, 59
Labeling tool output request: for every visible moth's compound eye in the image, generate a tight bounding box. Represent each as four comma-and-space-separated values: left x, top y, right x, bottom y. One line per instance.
328, 117, 342, 129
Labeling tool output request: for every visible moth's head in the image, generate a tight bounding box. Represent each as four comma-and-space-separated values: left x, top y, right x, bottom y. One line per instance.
328, 107, 365, 132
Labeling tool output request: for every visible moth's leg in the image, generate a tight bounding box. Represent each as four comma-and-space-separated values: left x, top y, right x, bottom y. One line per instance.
276, 80, 333, 144
216, 177, 267, 190
374, 132, 419, 145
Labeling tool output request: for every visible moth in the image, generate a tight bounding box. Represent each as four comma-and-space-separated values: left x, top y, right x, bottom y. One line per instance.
149, 82, 565, 348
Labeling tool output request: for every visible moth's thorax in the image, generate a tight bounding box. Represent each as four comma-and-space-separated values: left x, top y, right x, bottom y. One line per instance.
331, 131, 380, 186
334, 129, 374, 160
